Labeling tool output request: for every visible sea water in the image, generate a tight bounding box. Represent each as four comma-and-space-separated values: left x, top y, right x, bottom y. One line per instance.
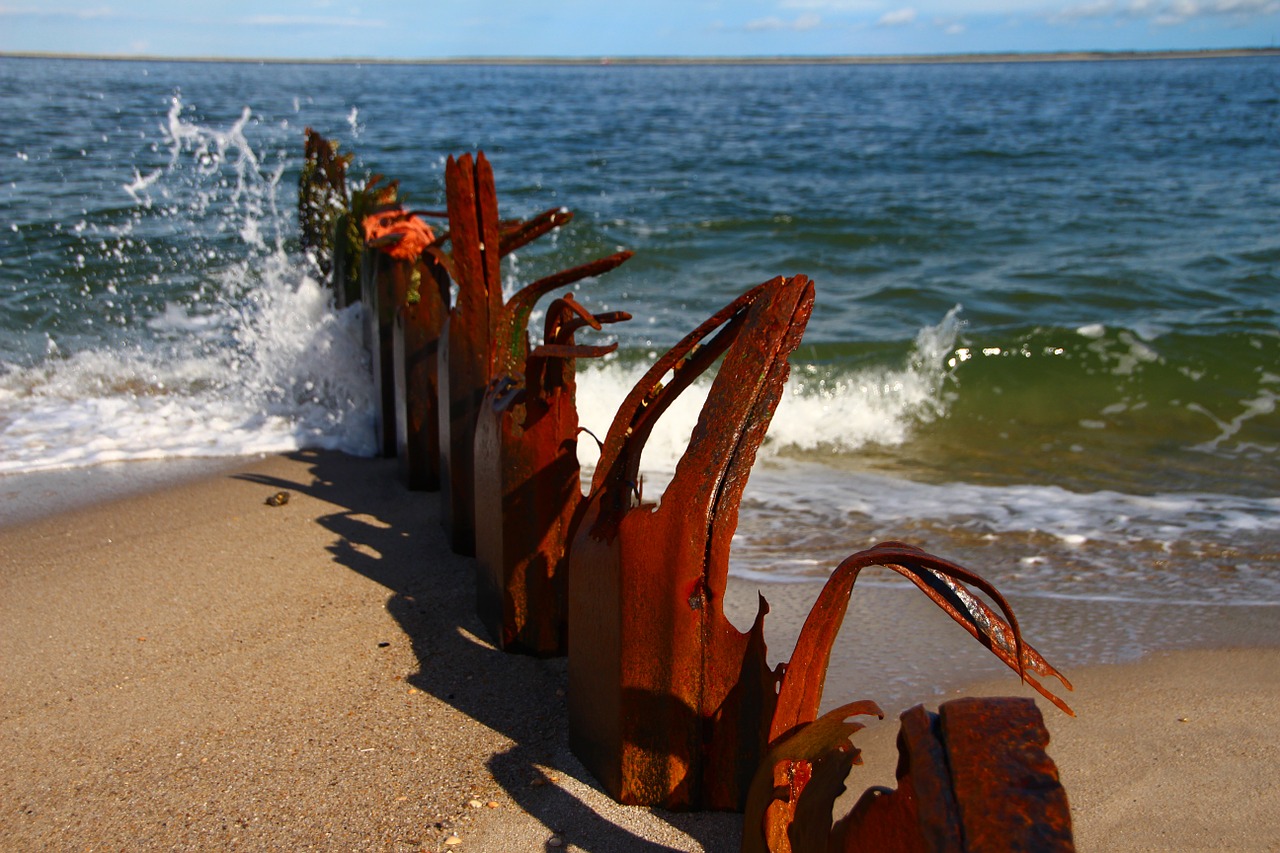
1, 57, 1277, 659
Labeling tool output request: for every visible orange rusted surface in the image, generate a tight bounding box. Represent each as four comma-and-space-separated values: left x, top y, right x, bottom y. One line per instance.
392, 253, 449, 490
744, 698, 1074, 852
437, 153, 504, 555
436, 151, 617, 557
837, 699, 1073, 852
362, 208, 436, 260
565, 275, 1073, 812
568, 275, 815, 810
361, 205, 447, 460
473, 294, 631, 656
743, 701, 883, 853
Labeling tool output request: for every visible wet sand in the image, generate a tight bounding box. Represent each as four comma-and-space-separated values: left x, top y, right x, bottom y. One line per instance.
2, 450, 1277, 850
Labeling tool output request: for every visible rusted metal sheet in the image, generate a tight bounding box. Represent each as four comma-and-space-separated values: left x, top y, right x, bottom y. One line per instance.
771, 542, 1076, 749
435, 151, 595, 557
936, 697, 1075, 851
566, 275, 1074, 811
473, 292, 631, 656
360, 206, 441, 460
742, 700, 883, 853
437, 152, 506, 555
392, 252, 449, 490
568, 275, 816, 810
834, 699, 1073, 852
743, 698, 1073, 852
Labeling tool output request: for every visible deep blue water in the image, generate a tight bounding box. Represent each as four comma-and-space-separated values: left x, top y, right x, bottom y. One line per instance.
1, 56, 1277, 615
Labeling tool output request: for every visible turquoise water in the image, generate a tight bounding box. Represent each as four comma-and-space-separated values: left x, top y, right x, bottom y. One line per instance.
1, 56, 1277, 614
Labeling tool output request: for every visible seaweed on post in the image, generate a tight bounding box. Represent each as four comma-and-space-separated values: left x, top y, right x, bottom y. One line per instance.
298, 127, 352, 280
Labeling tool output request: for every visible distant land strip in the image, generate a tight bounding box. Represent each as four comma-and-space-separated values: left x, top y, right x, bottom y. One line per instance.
3, 47, 1279, 66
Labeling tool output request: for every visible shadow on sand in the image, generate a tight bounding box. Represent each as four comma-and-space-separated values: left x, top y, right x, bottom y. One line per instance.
235, 448, 742, 852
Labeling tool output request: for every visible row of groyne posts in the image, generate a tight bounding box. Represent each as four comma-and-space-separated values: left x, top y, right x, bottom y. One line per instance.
299, 129, 1078, 851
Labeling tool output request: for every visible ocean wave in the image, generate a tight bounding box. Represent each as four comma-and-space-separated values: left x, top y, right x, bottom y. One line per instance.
0, 263, 375, 475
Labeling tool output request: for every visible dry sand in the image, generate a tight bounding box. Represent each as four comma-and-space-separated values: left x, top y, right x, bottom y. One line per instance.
2, 450, 1277, 851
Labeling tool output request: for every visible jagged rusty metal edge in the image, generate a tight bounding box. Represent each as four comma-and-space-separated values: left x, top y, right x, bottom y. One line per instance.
568, 274, 815, 810
438, 152, 503, 556
771, 543, 1075, 747
473, 293, 631, 656
741, 701, 883, 853
826, 699, 1075, 853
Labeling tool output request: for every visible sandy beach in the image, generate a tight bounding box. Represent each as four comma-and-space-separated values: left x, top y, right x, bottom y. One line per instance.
2, 450, 1278, 851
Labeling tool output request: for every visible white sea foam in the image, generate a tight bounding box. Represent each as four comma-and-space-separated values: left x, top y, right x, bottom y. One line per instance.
715, 461, 1280, 608
573, 307, 962, 474
0, 96, 376, 476
0, 262, 375, 475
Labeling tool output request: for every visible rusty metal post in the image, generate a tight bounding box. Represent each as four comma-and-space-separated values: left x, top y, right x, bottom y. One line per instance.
568, 275, 816, 810
392, 252, 449, 490
436, 151, 578, 556
437, 153, 504, 555
360, 205, 440, 461
472, 291, 631, 656
360, 243, 398, 458
566, 275, 1073, 811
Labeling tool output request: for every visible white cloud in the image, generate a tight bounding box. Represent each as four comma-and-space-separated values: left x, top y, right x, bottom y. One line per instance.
780, 1, 879, 9
0, 4, 118, 18
877, 7, 918, 25
239, 15, 387, 28
1051, 0, 1280, 25
745, 13, 824, 30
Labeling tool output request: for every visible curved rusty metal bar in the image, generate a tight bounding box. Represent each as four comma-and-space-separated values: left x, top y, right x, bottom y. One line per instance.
772, 542, 1075, 745
568, 275, 815, 810
493, 250, 634, 379
498, 207, 574, 255
742, 700, 883, 853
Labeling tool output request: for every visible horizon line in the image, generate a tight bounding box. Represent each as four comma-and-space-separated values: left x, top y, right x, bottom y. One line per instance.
3, 46, 1279, 67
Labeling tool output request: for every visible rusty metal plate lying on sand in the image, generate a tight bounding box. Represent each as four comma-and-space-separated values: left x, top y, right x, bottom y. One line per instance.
833, 698, 1075, 852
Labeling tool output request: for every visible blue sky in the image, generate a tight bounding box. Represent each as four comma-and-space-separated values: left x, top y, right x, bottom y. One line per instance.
2, 1, 1278, 58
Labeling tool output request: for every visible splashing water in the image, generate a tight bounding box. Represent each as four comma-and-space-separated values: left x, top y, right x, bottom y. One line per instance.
0, 95, 376, 474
